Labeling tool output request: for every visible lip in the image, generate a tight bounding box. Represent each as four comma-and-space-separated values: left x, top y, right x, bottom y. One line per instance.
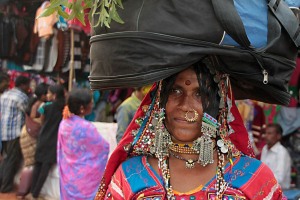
174, 117, 194, 123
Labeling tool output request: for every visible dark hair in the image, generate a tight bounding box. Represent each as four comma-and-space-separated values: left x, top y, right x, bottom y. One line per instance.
160, 61, 220, 118
67, 89, 92, 115
15, 76, 30, 87
48, 84, 65, 100
26, 83, 49, 114
35, 83, 49, 99
267, 123, 283, 136
48, 84, 66, 111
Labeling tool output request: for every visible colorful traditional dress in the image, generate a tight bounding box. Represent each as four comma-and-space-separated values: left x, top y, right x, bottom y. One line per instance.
57, 115, 109, 200
105, 155, 284, 200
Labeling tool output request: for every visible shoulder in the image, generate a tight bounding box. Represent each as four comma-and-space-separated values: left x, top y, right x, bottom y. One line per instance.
121, 156, 144, 169
231, 155, 273, 177
229, 155, 266, 184
230, 155, 281, 198
117, 97, 133, 110
14, 89, 28, 101
118, 156, 161, 194
119, 156, 151, 180
277, 143, 289, 153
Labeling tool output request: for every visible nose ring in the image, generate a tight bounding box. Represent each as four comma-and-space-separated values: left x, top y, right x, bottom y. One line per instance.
185, 109, 199, 122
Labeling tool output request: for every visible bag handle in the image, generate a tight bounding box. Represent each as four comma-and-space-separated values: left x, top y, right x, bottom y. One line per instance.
213, 0, 300, 48
268, 0, 300, 47
211, 0, 252, 49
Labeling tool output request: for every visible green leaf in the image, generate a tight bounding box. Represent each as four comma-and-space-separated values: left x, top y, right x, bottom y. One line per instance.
104, 20, 110, 28
60, 0, 69, 7
114, 0, 123, 9
45, 0, 124, 28
37, 7, 57, 18
48, 0, 62, 9
57, 6, 69, 19
75, 12, 86, 26
110, 3, 124, 24
104, 0, 110, 7
68, 9, 76, 20
84, 1, 93, 9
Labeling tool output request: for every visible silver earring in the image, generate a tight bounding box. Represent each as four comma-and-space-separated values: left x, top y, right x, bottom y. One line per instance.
150, 108, 171, 158
192, 113, 219, 166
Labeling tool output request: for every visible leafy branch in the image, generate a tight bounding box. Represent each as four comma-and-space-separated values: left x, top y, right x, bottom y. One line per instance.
38, 0, 124, 28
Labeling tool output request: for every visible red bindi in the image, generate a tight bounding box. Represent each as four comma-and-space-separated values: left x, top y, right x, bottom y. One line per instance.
185, 80, 191, 85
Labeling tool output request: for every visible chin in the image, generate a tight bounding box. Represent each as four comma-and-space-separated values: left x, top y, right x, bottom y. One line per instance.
171, 133, 200, 143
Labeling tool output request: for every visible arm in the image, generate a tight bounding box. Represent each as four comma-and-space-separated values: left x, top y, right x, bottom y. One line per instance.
105, 166, 127, 199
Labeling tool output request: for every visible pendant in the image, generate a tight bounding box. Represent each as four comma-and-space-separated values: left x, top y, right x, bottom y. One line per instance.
185, 159, 196, 169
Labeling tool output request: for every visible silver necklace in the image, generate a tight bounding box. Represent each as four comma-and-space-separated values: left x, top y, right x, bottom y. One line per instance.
169, 151, 198, 169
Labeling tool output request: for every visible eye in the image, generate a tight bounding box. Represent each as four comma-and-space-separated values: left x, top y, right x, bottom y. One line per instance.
195, 91, 201, 97
170, 88, 182, 96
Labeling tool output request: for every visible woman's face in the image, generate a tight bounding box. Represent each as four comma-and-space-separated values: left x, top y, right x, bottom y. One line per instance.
165, 68, 203, 143
47, 90, 55, 101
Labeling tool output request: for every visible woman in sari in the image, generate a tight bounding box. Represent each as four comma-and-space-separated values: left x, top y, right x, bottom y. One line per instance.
94, 57, 285, 200
57, 89, 109, 200
31, 84, 66, 199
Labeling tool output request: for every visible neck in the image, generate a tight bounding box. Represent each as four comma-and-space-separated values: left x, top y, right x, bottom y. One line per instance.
267, 142, 278, 150
134, 91, 144, 101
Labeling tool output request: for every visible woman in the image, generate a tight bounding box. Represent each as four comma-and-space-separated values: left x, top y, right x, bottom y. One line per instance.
31, 84, 65, 199
57, 89, 109, 200
95, 59, 284, 199
20, 83, 49, 168
17, 83, 48, 198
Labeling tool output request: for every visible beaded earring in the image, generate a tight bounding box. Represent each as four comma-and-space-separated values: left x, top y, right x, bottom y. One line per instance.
192, 113, 219, 166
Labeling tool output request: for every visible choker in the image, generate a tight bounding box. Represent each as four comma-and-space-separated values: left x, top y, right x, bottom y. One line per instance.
169, 143, 198, 154
169, 150, 198, 169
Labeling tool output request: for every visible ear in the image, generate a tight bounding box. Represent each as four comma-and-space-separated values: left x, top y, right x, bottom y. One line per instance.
276, 133, 282, 141
80, 105, 85, 114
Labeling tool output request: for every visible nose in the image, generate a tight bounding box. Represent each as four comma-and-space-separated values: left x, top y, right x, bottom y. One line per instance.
178, 94, 192, 111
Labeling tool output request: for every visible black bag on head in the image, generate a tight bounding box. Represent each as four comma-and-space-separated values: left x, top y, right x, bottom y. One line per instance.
90, 0, 300, 105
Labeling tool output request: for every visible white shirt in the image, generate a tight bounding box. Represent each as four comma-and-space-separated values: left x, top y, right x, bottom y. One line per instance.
261, 142, 291, 189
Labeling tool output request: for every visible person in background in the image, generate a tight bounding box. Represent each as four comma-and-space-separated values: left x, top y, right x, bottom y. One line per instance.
57, 89, 109, 200
115, 85, 151, 143
0, 75, 30, 192
28, 83, 49, 119
261, 123, 292, 189
17, 83, 49, 198
0, 72, 9, 95
19, 83, 49, 167
0, 72, 10, 153
30, 84, 65, 199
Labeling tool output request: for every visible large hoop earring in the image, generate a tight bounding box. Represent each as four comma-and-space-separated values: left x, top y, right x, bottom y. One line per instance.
185, 109, 199, 122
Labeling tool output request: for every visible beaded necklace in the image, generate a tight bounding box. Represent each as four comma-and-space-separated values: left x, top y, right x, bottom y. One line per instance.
169, 143, 198, 154
160, 148, 227, 200
169, 150, 198, 169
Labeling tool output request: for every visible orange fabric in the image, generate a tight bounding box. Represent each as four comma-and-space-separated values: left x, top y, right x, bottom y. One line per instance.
33, 1, 58, 38
173, 184, 204, 195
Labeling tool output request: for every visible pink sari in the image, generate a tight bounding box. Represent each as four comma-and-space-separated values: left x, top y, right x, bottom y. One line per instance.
57, 115, 109, 200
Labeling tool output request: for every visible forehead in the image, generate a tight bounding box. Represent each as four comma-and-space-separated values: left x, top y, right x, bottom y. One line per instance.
266, 126, 277, 133
175, 68, 198, 85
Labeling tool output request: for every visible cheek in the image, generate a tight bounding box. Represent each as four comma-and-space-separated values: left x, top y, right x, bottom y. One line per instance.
164, 102, 174, 129
165, 100, 176, 118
